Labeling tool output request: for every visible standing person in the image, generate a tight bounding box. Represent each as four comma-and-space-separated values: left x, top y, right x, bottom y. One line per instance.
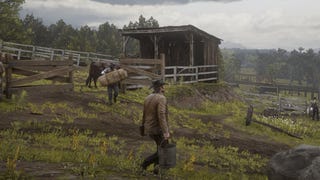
0, 61, 5, 99
311, 97, 319, 120
140, 79, 170, 174
106, 63, 119, 105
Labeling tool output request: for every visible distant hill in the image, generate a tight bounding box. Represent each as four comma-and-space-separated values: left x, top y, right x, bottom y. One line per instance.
220, 41, 246, 49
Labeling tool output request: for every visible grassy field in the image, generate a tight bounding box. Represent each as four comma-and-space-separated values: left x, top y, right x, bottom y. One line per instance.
0, 68, 319, 179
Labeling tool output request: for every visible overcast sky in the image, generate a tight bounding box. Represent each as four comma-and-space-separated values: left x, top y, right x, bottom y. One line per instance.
21, 0, 320, 51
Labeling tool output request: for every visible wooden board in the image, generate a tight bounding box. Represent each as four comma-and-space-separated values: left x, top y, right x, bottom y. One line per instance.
5, 60, 74, 66
10, 66, 75, 86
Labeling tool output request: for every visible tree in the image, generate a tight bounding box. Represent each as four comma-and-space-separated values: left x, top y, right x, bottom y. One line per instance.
97, 22, 122, 56
47, 19, 76, 49
303, 49, 320, 89
76, 25, 98, 52
23, 14, 48, 46
0, 0, 29, 42
122, 15, 160, 57
221, 49, 241, 82
123, 15, 159, 29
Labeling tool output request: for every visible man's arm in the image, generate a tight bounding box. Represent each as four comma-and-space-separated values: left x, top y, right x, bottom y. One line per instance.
158, 96, 170, 139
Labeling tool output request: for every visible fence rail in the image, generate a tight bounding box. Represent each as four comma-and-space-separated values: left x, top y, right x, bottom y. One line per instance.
164, 65, 218, 83
0, 41, 117, 65
1, 41, 219, 85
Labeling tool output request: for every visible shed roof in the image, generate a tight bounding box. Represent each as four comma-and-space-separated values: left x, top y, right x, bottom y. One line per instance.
120, 25, 222, 43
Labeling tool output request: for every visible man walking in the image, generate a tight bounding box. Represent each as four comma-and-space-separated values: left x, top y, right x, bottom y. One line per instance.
105, 63, 119, 105
140, 79, 170, 174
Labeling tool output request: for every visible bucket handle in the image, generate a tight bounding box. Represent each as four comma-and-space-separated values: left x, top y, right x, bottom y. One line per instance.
160, 138, 176, 147
160, 139, 169, 147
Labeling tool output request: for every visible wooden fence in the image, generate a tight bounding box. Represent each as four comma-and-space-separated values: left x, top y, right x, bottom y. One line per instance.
2, 53, 76, 98
120, 54, 165, 88
0, 41, 219, 94
120, 54, 218, 89
165, 65, 218, 84
227, 73, 320, 97
0, 41, 116, 65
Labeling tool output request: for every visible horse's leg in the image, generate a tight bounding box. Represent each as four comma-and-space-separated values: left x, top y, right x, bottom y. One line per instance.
86, 76, 92, 88
94, 78, 98, 88
85, 76, 89, 87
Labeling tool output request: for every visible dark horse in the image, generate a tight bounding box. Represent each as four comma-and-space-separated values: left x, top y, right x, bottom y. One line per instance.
85, 62, 107, 88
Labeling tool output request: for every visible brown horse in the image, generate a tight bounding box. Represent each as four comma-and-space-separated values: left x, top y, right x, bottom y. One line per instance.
85, 62, 107, 88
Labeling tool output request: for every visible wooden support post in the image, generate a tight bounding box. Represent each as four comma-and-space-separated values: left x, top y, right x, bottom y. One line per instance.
32, 46, 36, 59
17, 50, 21, 60
189, 33, 194, 66
50, 48, 54, 61
4, 54, 13, 98
122, 36, 129, 58
68, 55, 74, 85
76, 54, 80, 66
160, 53, 165, 80
173, 66, 177, 83
195, 67, 199, 82
203, 41, 208, 65
154, 35, 159, 59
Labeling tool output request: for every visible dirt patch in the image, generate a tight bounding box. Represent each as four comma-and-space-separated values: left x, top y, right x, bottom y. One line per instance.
0, 84, 290, 178
5, 86, 291, 156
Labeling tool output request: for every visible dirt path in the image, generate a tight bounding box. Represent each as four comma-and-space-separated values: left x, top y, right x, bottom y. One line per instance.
1, 88, 290, 155
0, 87, 290, 178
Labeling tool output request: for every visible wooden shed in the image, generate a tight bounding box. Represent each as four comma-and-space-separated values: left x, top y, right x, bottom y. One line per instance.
120, 25, 222, 67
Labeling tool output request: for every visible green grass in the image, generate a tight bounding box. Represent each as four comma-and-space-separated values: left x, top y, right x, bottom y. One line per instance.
2, 70, 319, 179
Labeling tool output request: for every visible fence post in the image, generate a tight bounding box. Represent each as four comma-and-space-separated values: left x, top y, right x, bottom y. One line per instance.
196, 66, 199, 82
68, 55, 74, 85
61, 49, 65, 60
77, 54, 80, 66
32, 46, 36, 59
173, 67, 177, 83
160, 53, 165, 80
0, 40, 3, 52
4, 54, 13, 98
50, 48, 54, 61
17, 50, 21, 60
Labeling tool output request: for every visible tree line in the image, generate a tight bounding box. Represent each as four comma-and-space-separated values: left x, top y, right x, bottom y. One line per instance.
2, 1, 319, 88
221, 48, 320, 89
0, 0, 159, 58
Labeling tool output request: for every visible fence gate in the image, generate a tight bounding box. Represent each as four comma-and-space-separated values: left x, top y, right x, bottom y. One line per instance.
120, 54, 165, 89
2, 53, 75, 98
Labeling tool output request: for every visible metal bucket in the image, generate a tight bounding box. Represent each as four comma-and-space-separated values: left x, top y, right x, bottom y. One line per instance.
158, 143, 176, 168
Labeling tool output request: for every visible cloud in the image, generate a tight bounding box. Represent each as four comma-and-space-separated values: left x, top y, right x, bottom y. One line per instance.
22, 0, 139, 28
21, 0, 320, 50
90, 0, 241, 5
